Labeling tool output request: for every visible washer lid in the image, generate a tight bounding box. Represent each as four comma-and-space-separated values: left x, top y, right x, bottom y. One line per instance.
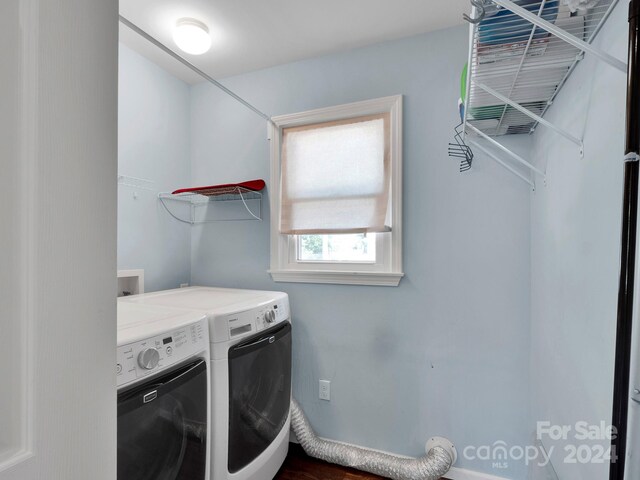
117, 301, 207, 346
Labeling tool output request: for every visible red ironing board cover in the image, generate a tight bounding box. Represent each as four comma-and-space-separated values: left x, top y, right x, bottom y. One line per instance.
171, 179, 265, 197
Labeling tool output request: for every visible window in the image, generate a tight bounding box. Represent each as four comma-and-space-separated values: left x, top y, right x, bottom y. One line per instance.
268, 96, 403, 286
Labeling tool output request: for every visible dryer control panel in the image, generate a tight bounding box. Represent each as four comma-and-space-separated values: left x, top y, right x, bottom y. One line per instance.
116, 318, 208, 388
210, 295, 290, 345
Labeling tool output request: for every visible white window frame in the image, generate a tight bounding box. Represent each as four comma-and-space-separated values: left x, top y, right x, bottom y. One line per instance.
268, 95, 404, 286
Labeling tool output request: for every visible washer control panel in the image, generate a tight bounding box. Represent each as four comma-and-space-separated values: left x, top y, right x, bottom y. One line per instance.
117, 318, 208, 388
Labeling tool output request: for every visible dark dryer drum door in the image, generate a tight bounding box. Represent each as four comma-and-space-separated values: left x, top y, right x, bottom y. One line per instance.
228, 321, 292, 473
118, 360, 208, 480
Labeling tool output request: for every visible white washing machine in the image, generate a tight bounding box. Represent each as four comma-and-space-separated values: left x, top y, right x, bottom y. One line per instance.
117, 301, 211, 480
120, 287, 292, 480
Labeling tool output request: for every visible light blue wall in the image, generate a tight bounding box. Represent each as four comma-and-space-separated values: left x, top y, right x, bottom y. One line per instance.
118, 43, 191, 292
528, 3, 627, 479
189, 27, 532, 478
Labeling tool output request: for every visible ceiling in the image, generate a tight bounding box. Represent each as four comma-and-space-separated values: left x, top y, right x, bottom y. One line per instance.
119, 0, 469, 84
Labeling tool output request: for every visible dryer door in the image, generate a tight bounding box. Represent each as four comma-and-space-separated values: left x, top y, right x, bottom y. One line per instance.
118, 359, 208, 480
228, 321, 292, 473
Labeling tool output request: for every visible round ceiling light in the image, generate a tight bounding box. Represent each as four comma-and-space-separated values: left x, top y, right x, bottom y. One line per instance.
173, 18, 212, 55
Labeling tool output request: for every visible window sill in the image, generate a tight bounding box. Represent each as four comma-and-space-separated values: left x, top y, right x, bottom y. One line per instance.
268, 270, 404, 286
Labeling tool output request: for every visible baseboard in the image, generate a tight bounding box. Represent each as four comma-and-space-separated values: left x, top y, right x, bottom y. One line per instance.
446, 466, 513, 480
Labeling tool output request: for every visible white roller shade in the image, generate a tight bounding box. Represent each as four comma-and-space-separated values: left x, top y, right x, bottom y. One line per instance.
280, 113, 390, 234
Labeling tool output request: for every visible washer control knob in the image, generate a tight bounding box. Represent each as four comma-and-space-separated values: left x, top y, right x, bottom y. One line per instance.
138, 348, 160, 370
265, 310, 276, 324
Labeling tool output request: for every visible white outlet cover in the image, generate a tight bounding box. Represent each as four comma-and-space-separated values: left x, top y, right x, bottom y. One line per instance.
319, 379, 331, 401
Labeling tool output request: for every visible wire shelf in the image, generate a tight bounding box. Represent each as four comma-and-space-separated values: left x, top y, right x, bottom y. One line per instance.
118, 174, 155, 191
158, 186, 263, 224
453, 0, 625, 188
465, 0, 619, 137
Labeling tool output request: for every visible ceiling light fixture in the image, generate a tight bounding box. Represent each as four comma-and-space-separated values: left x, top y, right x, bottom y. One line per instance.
173, 18, 212, 55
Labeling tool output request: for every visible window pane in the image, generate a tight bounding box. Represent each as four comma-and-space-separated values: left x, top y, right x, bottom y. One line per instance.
298, 234, 376, 262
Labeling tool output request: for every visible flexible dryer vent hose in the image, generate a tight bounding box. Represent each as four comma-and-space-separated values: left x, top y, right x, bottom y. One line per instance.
290, 398, 456, 480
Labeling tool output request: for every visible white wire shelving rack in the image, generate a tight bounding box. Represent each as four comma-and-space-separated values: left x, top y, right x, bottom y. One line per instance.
117, 174, 155, 191
158, 187, 263, 224
460, 0, 625, 188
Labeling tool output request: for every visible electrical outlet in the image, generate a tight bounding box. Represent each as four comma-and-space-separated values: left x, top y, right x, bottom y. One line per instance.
319, 379, 331, 401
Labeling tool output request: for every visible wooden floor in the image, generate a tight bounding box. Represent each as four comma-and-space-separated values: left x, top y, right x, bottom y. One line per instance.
274, 443, 450, 480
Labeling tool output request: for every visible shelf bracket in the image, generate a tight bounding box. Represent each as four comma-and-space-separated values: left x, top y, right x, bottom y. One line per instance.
473, 80, 584, 151
467, 138, 536, 189
467, 123, 545, 177
492, 0, 627, 73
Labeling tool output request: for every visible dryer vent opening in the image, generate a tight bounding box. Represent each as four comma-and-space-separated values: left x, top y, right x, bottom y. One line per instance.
290, 398, 456, 480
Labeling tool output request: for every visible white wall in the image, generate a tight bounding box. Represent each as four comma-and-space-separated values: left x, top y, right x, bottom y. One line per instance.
118, 43, 191, 292
529, 2, 627, 479
189, 27, 533, 478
